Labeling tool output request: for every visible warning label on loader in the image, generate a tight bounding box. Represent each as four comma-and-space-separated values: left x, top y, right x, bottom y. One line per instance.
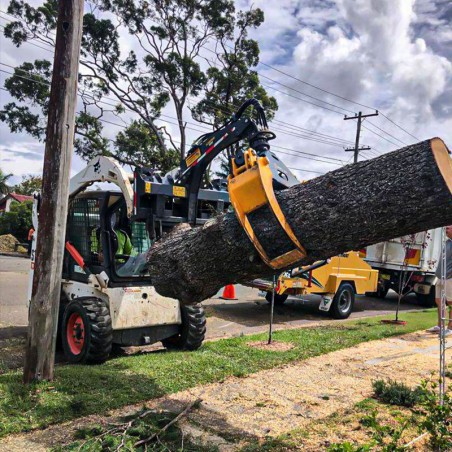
185, 149, 201, 167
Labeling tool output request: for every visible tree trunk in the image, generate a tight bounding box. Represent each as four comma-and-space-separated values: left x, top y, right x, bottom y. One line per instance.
147, 138, 452, 304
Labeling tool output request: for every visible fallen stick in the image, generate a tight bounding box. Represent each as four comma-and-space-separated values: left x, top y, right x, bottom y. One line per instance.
403, 431, 428, 448
134, 398, 202, 447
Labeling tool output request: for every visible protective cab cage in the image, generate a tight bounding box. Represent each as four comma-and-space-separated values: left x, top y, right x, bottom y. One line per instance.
62, 98, 304, 286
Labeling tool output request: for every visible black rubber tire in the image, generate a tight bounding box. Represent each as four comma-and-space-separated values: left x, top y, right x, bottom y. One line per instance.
330, 283, 355, 319
416, 287, 436, 307
265, 291, 289, 305
162, 304, 206, 351
61, 297, 113, 364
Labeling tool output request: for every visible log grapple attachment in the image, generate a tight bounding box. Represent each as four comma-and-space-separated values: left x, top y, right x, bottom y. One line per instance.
228, 149, 307, 269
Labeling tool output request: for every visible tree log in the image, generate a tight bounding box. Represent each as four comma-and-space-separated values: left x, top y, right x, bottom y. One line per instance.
147, 138, 452, 304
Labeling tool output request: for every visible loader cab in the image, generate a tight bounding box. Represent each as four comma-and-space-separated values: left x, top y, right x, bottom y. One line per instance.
64, 191, 153, 286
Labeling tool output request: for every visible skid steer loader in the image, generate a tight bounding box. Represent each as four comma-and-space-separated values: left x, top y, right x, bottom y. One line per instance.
29, 99, 301, 363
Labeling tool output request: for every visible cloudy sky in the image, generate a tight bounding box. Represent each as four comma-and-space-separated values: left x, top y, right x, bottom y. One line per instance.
0, 0, 451, 184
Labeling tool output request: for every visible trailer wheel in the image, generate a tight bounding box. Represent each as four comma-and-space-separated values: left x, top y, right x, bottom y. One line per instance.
61, 297, 112, 364
162, 304, 206, 351
330, 283, 355, 319
265, 291, 289, 305
416, 288, 436, 307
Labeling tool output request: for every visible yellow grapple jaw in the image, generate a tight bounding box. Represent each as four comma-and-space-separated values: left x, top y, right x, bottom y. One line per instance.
228, 148, 307, 270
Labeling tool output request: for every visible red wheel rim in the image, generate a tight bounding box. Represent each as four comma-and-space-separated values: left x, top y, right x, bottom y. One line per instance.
67, 312, 85, 355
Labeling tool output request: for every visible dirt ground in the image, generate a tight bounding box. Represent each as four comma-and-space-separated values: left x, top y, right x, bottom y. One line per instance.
0, 330, 449, 451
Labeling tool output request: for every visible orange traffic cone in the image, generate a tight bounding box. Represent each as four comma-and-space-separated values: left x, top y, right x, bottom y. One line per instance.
220, 284, 238, 300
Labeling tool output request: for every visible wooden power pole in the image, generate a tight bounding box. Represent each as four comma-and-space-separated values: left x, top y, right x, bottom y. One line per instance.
23, 0, 84, 383
344, 111, 379, 163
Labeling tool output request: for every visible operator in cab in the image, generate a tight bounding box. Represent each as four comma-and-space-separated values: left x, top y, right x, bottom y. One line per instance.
110, 212, 133, 260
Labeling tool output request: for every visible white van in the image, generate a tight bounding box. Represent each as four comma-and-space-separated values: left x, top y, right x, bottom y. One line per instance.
365, 228, 442, 306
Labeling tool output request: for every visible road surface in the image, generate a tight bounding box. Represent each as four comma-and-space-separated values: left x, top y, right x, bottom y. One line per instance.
0, 255, 431, 340
0, 255, 30, 327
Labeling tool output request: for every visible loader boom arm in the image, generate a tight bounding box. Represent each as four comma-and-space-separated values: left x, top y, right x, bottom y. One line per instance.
69, 156, 134, 216
176, 98, 298, 224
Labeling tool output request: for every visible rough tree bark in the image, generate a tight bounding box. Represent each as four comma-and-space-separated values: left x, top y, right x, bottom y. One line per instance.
23, 0, 84, 382
147, 138, 452, 304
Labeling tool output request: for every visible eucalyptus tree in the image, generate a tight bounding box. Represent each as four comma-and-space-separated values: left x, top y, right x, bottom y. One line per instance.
2, 0, 277, 169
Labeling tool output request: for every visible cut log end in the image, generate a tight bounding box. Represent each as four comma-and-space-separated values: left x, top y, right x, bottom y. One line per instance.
431, 137, 452, 194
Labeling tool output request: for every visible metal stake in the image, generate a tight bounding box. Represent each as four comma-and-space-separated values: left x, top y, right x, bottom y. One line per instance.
439, 227, 447, 405
268, 274, 276, 345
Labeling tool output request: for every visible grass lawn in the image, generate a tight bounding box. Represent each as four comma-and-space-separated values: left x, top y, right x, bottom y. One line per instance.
0, 309, 436, 437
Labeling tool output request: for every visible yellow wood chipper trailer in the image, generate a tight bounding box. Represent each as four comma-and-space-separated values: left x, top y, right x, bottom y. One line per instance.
248, 251, 379, 319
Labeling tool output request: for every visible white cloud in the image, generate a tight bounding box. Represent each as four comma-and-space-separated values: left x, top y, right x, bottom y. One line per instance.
0, 0, 451, 182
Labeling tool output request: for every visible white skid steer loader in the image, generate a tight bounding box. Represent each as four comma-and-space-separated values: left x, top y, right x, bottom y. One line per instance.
28, 99, 299, 363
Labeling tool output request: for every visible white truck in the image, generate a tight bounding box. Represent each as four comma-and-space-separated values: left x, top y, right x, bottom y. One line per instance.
365, 228, 443, 306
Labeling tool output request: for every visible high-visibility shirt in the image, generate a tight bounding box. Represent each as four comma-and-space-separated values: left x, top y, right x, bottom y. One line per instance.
90, 229, 132, 256
116, 230, 133, 256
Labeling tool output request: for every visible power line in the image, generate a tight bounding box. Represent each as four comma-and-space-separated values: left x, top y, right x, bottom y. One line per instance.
87, 87, 351, 149
257, 60, 375, 111
364, 120, 408, 146
0, 80, 345, 169
258, 73, 355, 114
380, 112, 419, 141
0, 23, 54, 53
0, 63, 210, 132
1, 7, 420, 144
261, 81, 346, 115
287, 166, 325, 175
98, 114, 344, 166
0, 14, 373, 150
270, 119, 356, 146
192, 34, 420, 144
270, 125, 350, 149
259, 58, 420, 144
101, 115, 343, 167
0, 64, 352, 162
361, 124, 400, 148
270, 145, 343, 165
0, 56, 359, 153
189, 97, 359, 150
191, 39, 352, 116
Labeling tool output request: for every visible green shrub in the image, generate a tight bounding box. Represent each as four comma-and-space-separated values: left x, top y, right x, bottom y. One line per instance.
372, 379, 426, 407
0, 200, 32, 242
417, 380, 452, 451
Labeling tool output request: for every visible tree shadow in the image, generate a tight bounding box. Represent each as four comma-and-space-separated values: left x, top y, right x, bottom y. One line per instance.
0, 358, 166, 436
0, 326, 27, 340
206, 291, 426, 329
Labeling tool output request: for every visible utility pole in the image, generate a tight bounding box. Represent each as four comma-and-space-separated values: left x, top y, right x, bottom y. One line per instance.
23, 0, 84, 383
344, 111, 379, 163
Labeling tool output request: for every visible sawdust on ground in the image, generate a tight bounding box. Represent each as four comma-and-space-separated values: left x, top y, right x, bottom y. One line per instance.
246, 340, 295, 352
0, 331, 448, 451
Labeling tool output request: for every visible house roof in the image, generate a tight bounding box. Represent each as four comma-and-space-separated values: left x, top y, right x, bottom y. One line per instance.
9, 193, 33, 203
0, 193, 33, 208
